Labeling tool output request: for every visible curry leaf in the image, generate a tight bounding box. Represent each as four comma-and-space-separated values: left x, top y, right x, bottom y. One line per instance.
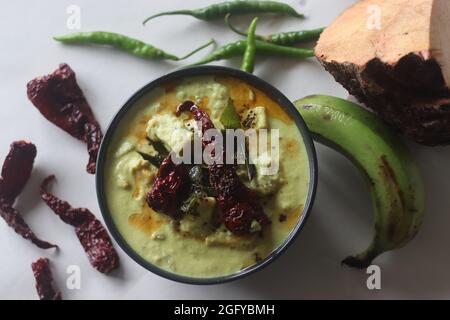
220, 99, 242, 129
219, 99, 256, 181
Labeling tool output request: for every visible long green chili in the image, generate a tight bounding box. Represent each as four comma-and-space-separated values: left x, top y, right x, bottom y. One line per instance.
143, 1, 304, 24
191, 39, 315, 66
54, 31, 215, 61
225, 13, 324, 46
241, 17, 258, 73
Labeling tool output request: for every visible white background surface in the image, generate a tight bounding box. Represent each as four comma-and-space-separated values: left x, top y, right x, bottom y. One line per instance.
1, 0, 449, 300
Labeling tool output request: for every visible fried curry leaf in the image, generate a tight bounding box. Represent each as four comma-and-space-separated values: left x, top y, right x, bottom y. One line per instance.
137, 151, 165, 168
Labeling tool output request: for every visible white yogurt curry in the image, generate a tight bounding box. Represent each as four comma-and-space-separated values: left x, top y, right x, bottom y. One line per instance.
104, 76, 310, 278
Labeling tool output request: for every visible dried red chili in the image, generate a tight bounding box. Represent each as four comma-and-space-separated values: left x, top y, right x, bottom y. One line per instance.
0, 141, 57, 249
176, 101, 215, 142
176, 101, 269, 234
209, 164, 269, 234
0, 140, 37, 204
146, 101, 212, 218
40, 175, 119, 273
31, 258, 62, 300
27, 64, 102, 174
146, 156, 191, 219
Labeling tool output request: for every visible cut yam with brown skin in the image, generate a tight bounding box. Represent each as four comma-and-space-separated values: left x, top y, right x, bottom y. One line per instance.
316, 0, 450, 145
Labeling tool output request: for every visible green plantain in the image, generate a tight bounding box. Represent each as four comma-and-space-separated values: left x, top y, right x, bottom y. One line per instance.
294, 95, 425, 268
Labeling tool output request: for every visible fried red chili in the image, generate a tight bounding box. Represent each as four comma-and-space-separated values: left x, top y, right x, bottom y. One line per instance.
31, 258, 62, 300
40, 175, 119, 273
0, 141, 57, 249
176, 101, 269, 234
146, 156, 191, 219
26, 64, 102, 174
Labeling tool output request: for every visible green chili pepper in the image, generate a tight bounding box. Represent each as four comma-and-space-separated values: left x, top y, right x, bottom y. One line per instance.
258, 28, 324, 46
191, 39, 314, 66
54, 31, 215, 61
241, 17, 258, 73
143, 0, 304, 24
225, 13, 324, 46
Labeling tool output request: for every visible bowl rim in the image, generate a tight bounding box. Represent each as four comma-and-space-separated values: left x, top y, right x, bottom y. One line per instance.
96, 65, 318, 285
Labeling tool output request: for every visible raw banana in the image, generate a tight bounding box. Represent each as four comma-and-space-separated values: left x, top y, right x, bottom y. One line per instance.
294, 95, 425, 268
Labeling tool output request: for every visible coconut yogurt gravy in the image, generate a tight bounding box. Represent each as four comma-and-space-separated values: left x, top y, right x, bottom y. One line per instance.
104, 76, 310, 278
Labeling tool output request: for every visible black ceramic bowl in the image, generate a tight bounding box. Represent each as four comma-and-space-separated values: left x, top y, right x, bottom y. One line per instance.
96, 66, 318, 285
